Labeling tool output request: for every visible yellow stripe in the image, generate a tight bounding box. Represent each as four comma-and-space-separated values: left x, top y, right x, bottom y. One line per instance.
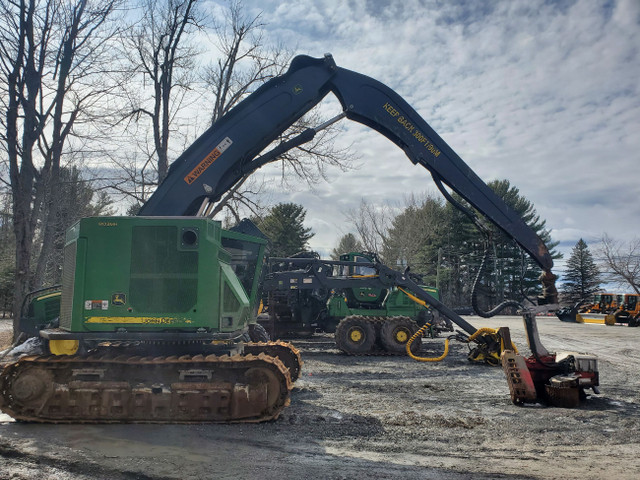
581, 318, 606, 324
37, 292, 61, 301
576, 314, 606, 324
85, 316, 190, 325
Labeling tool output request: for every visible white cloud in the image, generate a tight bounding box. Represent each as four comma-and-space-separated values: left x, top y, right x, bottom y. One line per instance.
228, 0, 639, 263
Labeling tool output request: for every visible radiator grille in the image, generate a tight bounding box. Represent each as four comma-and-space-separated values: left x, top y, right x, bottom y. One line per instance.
130, 226, 198, 313
60, 242, 77, 329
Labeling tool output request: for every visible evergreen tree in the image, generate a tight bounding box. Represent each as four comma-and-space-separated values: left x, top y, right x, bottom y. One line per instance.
330, 233, 364, 260
440, 179, 561, 307
380, 180, 560, 307
257, 203, 314, 257
562, 239, 601, 304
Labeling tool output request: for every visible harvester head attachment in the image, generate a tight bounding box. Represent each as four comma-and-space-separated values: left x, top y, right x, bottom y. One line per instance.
501, 349, 599, 408
467, 327, 513, 366
545, 375, 581, 408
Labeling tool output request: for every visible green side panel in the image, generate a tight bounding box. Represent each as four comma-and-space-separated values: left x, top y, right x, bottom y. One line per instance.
419, 286, 440, 301
327, 285, 439, 320
219, 262, 250, 331
129, 225, 198, 313
19, 288, 62, 337
59, 217, 263, 334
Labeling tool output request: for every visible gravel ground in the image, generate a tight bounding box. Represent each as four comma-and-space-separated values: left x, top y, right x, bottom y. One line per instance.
1, 316, 639, 480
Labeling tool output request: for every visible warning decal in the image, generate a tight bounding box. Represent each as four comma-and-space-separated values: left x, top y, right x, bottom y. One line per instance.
184, 137, 233, 185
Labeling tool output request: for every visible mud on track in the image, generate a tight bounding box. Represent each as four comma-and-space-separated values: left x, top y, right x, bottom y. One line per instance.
1, 316, 639, 480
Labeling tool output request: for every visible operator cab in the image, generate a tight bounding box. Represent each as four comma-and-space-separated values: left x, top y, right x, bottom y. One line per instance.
338, 253, 377, 277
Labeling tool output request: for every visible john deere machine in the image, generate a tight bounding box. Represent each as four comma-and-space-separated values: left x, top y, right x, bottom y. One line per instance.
1, 53, 599, 422
1, 217, 302, 422
262, 253, 449, 355
260, 251, 446, 348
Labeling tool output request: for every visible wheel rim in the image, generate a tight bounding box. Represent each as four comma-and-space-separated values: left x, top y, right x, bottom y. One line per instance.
348, 327, 364, 344
394, 329, 409, 343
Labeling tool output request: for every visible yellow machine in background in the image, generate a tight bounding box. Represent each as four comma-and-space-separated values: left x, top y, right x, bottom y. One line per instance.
570, 292, 640, 327
575, 292, 621, 324
606, 293, 640, 327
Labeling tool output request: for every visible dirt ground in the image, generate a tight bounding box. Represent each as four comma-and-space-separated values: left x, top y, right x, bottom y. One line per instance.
1, 315, 639, 480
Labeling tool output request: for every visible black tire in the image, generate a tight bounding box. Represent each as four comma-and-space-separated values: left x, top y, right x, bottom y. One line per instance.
380, 316, 421, 354
335, 316, 376, 354
249, 323, 271, 342
628, 317, 638, 328
615, 311, 630, 323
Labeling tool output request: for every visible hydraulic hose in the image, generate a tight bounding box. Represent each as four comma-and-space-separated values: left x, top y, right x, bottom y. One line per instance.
405, 324, 519, 363
470, 241, 523, 318
431, 172, 527, 319
405, 324, 451, 362
467, 327, 518, 353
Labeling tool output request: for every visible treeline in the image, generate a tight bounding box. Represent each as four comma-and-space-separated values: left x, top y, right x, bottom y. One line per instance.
337, 179, 559, 309
336, 182, 640, 307
1, 1, 638, 323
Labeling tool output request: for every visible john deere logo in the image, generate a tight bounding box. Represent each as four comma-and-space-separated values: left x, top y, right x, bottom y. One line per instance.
293, 84, 303, 95
111, 293, 127, 306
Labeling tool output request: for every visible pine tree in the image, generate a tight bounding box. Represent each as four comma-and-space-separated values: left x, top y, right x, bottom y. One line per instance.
257, 203, 314, 257
330, 233, 364, 260
562, 239, 601, 304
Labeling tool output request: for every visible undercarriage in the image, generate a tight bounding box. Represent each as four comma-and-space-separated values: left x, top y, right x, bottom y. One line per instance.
0, 341, 301, 423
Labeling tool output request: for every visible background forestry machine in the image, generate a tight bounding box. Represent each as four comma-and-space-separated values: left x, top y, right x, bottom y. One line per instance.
0, 54, 598, 422
259, 251, 447, 347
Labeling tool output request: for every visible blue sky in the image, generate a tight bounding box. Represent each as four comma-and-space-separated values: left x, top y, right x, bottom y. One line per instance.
204, 0, 640, 275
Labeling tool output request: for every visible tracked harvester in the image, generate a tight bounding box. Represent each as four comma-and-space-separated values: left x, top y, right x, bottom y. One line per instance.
2, 53, 599, 421
1, 217, 301, 422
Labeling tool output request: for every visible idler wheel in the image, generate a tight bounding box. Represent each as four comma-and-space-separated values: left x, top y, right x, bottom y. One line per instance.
10, 368, 53, 406
245, 365, 283, 408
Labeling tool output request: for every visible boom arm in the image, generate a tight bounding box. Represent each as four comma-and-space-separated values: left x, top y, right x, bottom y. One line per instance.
138, 54, 553, 273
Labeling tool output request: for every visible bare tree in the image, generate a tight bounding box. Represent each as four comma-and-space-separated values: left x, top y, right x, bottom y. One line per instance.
0, 0, 121, 330
121, 0, 205, 195
206, 1, 289, 125
202, 1, 354, 221
115, 0, 353, 219
205, 109, 354, 222
345, 198, 395, 255
37, 167, 115, 286
599, 234, 640, 294
381, 193, 447, 269
0, 189, 14, 317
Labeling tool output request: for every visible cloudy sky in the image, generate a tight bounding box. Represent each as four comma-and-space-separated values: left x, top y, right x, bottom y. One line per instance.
207, 0, 640, 275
